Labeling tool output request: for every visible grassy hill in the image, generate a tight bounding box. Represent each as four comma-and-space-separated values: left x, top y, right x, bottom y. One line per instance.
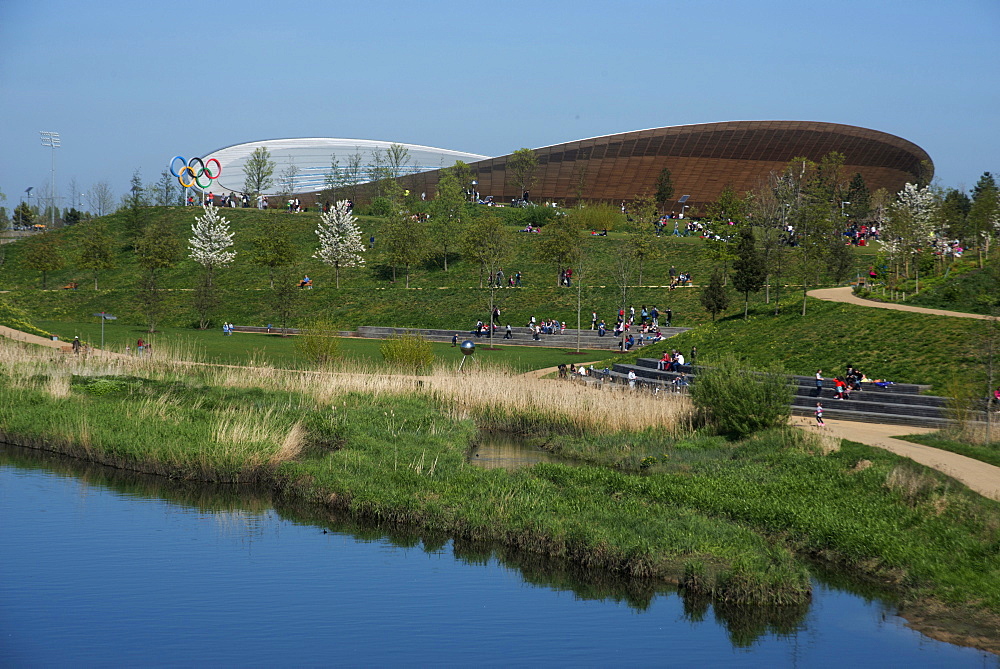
0, 205, 876, 332
615, 297, 990, 392
14, 205, 991, 389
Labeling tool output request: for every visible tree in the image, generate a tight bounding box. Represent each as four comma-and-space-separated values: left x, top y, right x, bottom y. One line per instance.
535, 213, 585, 286
625, 228, 659, 286
323, 154, 343, 202
86, 181, 115, 217
845, 172, 871, 221
731, 226, 765, 318
22, 233, 65, 289
243, 146, 276, 196
344, 151, 364, 204
77, 223, 116, 289
13, 201, 33, 227
654, 167, 675, 214
887, 182, 937, 288
462, 215, 513, 290
382, 212, 428, 288
121, 170, 148, 238
700, 268, 729, 320
968, 173, 999, 268
278, 160, 300, 198
154, 169, 180, 206
188, 203, 236, 288
506, 148, 538, 198
270, 275, 300, 336
247, 219, 297, 288
702, 185, 747, 284
937, 188, 971, 243
366, 147, 387, 198
385, 143, 412, 178
314, 200, 366, 288
430, 168, 467, 271
136, 220, 181, 332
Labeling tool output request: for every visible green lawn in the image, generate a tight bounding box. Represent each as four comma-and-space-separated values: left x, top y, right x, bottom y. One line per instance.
896, 432, 1000, 468
34, 319, 601, 372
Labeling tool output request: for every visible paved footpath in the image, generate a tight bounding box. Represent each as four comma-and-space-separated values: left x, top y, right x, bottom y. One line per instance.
790, 416, 1000, 501
808, 286, 993, 320
0, 325, 123, 360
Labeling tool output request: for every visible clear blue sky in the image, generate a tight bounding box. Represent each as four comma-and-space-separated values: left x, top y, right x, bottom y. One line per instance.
2, 0, 997, 209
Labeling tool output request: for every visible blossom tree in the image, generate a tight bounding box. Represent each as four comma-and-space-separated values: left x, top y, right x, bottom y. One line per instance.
189, 203, 237, 286
886, 183, 937, 290
314, 200, 365, 287
188, 203, 236, 329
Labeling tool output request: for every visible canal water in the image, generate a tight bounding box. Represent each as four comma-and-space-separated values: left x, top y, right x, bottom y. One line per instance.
1, 443, 996, 667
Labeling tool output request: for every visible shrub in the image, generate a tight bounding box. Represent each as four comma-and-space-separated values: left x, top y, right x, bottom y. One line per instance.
379, 333, 434, 373
294, 319, 341, 367
366, 197, 394, 218
690, 356, 793, 439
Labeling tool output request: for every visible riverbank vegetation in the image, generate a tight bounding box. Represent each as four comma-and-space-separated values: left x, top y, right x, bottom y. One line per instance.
1, 336, 999, 651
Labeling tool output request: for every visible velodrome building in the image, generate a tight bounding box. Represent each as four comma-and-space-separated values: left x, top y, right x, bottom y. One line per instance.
202, 121, 932, 211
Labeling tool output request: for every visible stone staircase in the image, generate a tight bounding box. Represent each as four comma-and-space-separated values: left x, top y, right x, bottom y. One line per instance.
604, 357, 973, 429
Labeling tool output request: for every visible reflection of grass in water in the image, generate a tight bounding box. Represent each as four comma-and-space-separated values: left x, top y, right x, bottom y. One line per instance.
5, 337, 1000, 643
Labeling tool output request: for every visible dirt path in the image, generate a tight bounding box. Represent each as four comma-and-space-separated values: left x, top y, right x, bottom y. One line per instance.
790, 416, 1000, 501
808, 286, 993, 320
0, 325, 125, 360
0, 325, 73, 351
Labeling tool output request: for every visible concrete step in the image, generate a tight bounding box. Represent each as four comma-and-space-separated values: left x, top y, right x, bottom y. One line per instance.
612, 361, 964, 427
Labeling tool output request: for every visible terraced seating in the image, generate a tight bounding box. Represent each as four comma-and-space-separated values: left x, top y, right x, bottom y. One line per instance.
610, 358, 977, 429
355, 326, 690, 349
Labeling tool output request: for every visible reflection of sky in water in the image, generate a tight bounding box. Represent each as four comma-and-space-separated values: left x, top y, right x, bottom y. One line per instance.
468, 432, 567, 470
1, 452, 995, 667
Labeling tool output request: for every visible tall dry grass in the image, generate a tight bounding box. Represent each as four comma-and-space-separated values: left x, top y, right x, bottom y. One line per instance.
0, 336, 692, 435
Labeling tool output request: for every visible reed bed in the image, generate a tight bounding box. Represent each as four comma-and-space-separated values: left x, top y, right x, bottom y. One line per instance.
0, 336, 692, 436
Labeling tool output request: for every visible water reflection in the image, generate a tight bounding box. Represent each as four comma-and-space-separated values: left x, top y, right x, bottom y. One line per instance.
1, 443, 995, 664
467, 430, 570, 470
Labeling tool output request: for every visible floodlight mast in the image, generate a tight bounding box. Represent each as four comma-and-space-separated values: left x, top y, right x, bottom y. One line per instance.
40, 131, 60, 228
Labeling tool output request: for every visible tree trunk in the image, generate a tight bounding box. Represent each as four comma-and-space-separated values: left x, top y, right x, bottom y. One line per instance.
336, 263, 340, 289
405, 264, 410, 289
94, 272, 99, 291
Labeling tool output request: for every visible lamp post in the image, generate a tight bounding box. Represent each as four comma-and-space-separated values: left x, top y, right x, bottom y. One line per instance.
470, 180, 478, 203
93, 312, 117, 349
40, 131, 60, 228
841, 201, 851, 218
680, 205, 689, 219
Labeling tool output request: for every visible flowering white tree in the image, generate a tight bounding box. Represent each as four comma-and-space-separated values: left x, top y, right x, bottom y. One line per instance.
188, 203, 236, 286
314, 200, 365, 287
884, 183, 937, 289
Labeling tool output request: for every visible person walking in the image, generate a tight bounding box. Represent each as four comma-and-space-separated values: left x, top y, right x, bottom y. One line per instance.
72, 336, 81, 355
815, 402, 825, 427
591, 311, 597, 330
628, 369, 637, 388
815, 370, 824, 397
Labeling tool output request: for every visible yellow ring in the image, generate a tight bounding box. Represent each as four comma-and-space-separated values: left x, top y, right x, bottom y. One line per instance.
178, 165, 197, 188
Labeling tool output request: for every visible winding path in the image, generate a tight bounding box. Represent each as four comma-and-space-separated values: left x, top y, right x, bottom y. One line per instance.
807, 286, 993, 320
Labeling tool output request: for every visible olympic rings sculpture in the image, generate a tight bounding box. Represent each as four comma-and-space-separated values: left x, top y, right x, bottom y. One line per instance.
169, 156, 222, 189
